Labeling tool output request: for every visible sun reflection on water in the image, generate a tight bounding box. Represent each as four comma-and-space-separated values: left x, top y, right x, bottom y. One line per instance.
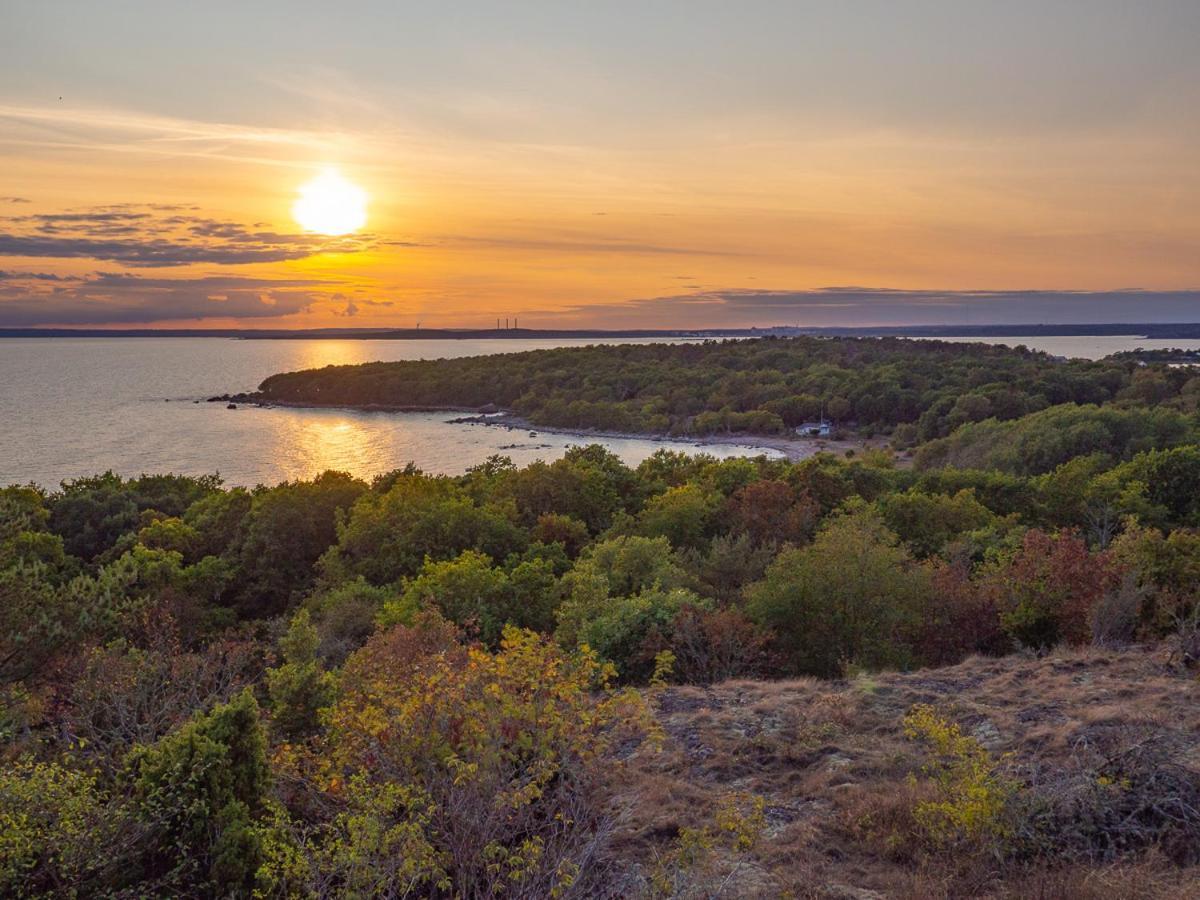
277, 414, 386, 482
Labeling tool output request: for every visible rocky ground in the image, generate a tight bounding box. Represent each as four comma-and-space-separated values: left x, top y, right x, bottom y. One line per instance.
613, 644, 1200, 898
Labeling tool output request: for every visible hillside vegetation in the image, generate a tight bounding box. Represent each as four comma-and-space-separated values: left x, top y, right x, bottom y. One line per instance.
4, 337, 1200, 896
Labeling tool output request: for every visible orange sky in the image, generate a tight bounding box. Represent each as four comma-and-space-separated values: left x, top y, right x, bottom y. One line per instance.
2, 3, 1199, 328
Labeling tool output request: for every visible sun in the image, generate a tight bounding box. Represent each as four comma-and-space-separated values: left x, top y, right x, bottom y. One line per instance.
292, 168, 367, 235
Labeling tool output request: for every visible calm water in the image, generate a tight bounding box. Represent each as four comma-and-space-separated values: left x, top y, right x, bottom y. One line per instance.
911, 335, 1200, 359
0, 337, 780, 488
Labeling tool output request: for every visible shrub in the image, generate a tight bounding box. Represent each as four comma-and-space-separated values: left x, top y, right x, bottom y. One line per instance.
60, 629, 262, 770
875, 487, 998, 558
303, 577, 394, 664
320, 474, 524, 588
384, 549, 559, 646
0, 759, 134, 896
908, 560, 1008, 667
984, 529, 1122, 649
319, 623, 653, 897
125, 689, 270, 893
680, 532, 776, 604
530, 512, 590, 557
650, 605, 773, 685
1021, 729, 1200, 866
903, 705, 1018, 849
558, 585, 711, 682
634, 483, 723, 552
648, 792, 766, 897
724, 479, 818, 547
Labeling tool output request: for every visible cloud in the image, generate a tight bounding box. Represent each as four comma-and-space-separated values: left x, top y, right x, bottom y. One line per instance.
0, 271, 345, 325
0, 196, 31, 204
529, 287, 1200, 327
0, 270, 65, 281
0, 205, 372, 267
0, 102, 363, 170
440, 235, 740, 257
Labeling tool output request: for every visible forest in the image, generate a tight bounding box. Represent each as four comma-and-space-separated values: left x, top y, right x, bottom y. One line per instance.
252, 337, 1200, 452
4, 337, 1200, 896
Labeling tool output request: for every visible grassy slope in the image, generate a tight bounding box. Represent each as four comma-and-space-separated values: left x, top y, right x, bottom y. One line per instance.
614, 645, 1200, 898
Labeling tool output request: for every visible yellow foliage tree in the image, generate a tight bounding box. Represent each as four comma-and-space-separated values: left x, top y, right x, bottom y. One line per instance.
276, 616, 654, 898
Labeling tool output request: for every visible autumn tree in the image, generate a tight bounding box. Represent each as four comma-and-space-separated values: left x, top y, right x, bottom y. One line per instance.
982, 529, 1121, 648
309, 621, 651, 897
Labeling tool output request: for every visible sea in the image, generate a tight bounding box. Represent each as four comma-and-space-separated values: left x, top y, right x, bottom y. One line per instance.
3, 333, 1198, 488
0, 337, 779, 488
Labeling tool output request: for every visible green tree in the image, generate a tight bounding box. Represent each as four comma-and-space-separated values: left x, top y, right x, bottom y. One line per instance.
267, 610, 336, 739
634, 482, 722, 551
746, 505, 930, 676
0, 760, 131, 896
234, 471, 367, 618
322, 474, 523, 587
304, 577, 396, 664
557, 585, 709, 681
875, 487, 999, 557
387, 550, 511, 645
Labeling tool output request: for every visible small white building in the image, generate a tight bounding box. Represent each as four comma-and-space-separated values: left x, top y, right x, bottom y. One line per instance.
796, 420, 834, 438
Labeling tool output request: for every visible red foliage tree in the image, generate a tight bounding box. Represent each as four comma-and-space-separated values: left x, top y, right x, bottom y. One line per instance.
986, 529, 1122, 649
724, 479, 819, 546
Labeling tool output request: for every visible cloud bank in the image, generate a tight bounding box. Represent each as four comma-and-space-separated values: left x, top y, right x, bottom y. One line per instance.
536, 287, 1200, 328
0, 272, 340, 325
0, 206, 371, 267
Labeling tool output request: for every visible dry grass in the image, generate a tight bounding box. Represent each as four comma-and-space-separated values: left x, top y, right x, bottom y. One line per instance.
613, 643, 1200, 898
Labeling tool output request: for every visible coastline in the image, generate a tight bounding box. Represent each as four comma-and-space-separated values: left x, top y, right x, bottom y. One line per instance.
471, 413, 874, 462
223, 394, 885, 462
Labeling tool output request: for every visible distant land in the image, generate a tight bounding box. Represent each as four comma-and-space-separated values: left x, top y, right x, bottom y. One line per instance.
7, 322, 1200, 339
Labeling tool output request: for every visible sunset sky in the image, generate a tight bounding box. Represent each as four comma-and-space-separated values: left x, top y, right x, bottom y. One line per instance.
2, 1, 1199, 328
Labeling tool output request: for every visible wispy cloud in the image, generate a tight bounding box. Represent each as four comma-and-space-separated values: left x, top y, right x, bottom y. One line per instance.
0, 103, 366, 170
0, 270, 65, 281
441, 235, 741, 257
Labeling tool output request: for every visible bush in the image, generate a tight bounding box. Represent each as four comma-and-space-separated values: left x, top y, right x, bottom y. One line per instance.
984, 529, 1121, 649
384, 549, 559, 646
0, 760, 134, 896
653, 605, 773, 684
320, 474, 524, 587
557, 585, 711, 682
61, 629, 262, 770
315, 622, 653, 898
746, 506, 931, 677
125, 689, 270, 893
903, 705, 1018, 849
304, 577, 394, 664
907, 561, 1008, 667
1021, 728, 1200, 865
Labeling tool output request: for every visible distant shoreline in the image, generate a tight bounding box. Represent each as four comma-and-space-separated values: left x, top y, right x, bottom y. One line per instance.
7, 323, 1200, 340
